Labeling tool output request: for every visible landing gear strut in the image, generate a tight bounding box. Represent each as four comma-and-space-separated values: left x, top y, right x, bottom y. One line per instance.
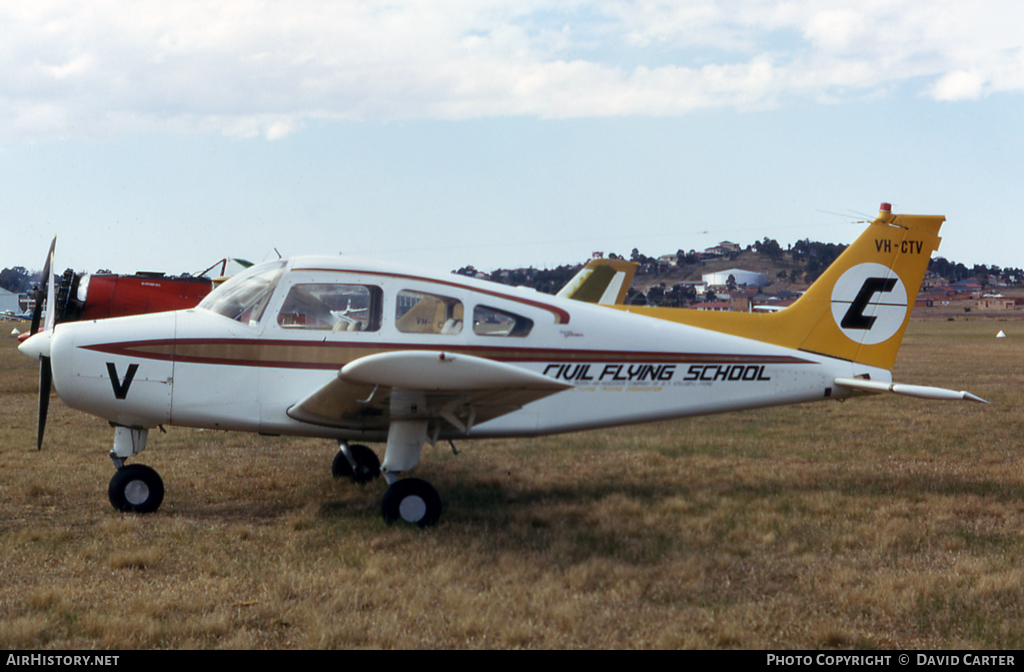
107, 425, 164, 514
332, 443, 381, 483
333, 440, 443, 527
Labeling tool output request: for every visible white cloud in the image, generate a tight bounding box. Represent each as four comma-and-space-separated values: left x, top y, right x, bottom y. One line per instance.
931, 69, 986, 101
0, 0, 1022, 140
801, 8, 869, 54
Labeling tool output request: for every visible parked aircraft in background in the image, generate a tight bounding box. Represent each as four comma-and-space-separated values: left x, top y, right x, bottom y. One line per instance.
18, 205, 985, 526
17, 248, 251, 338
555, 257, 637, 305
1, 309, 34, 321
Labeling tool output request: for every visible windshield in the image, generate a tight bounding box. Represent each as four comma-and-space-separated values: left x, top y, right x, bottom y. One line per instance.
198, 260, 285, 325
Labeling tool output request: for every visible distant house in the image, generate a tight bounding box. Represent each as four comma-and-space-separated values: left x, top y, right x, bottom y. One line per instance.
730, 296, 752, 313
702, 241, 740, 258
752, 292, 799, 312
916, 291, 953, 308
977, 297, 1015, 311
689, 301, 731, 312
949, 279, 983, 295
0, 287, 20, 314
921, 274, 949, 291
752, 300, 797, 312
702, 268, 770, 288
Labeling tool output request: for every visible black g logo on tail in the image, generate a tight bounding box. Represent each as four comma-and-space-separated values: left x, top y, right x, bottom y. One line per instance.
840, 277, 898, 330
830, 263, 908, 345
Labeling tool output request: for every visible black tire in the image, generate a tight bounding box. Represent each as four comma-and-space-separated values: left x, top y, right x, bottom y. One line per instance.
332, 444, 381, 483
108, 464, 164, 514
381, 478, 441, 527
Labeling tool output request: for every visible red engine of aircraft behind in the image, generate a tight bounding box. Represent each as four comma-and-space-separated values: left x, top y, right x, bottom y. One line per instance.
76, 272, 213, 321
17, 270, 214, 343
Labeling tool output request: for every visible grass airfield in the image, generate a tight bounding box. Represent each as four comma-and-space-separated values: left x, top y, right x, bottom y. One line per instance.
1, 317, 1022, 649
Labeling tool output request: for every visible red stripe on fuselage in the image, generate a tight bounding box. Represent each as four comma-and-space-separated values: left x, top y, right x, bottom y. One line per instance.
80, 338, 817, 370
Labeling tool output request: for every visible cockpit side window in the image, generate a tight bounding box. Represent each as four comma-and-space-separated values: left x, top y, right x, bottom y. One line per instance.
395, 290, 463, 334
198, 261, 285, 325
473, 305, 534, 337
277, 284, 382, 332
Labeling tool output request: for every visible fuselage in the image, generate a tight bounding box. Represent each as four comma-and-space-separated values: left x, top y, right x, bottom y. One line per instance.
45, 255, 888, 442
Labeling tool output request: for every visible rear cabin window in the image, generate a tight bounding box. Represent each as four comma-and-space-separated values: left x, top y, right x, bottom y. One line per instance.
395, 290, 463, 334
277, 284, 382, 332
473, 305, 533, 337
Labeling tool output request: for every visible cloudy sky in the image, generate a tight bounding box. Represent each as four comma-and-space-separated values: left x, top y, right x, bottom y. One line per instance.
1, 1, 1022, 277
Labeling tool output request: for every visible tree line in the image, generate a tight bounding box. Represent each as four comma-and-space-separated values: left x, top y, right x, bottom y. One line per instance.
454, 236, 1023, 307
0, 267, 38, 294
3, 238, 1019, 298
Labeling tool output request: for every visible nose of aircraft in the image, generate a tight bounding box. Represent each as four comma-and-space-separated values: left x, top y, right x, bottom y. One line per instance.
18, 329, 52, 362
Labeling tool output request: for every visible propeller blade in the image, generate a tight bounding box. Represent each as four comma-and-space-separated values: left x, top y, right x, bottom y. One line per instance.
43, 256, 57, 332
37, 356, 52, 451
30, 237, 56, 336
30, 237, 56, 451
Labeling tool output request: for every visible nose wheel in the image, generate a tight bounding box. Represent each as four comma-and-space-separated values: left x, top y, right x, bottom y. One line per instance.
108, 464, 164, 514
381, 478, 441, 527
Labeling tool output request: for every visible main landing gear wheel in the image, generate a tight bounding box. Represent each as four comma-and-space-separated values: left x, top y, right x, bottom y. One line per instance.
382, 478, 442, 527
108, 464, 164, 514
332, 444, 381, 483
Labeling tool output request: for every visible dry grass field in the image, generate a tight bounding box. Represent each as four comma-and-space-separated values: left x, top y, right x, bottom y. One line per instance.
1, 316, 1022, 649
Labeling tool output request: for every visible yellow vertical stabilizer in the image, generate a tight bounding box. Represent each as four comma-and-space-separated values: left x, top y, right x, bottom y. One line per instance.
557, 258, 638, 305
615, 204, 943, 370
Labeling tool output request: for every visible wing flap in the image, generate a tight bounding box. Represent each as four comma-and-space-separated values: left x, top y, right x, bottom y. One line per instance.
286, 378, 386, 429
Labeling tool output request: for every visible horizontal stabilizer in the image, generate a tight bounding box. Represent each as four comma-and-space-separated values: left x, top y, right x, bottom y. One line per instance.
834, 377, 988, 404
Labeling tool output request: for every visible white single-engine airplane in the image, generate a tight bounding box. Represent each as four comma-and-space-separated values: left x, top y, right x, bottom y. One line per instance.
19, 204, 985, 526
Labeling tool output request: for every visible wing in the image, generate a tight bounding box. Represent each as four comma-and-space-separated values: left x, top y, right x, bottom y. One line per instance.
287, 351, 572, 433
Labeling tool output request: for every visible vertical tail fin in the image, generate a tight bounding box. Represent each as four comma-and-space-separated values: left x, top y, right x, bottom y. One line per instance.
617, 204, 944, 370
788, 204, 942, 369
557, 258, 638, 305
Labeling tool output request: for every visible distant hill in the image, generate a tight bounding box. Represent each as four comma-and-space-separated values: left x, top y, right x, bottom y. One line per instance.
464, 237, 1024, 308
463, 238, 846, 307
